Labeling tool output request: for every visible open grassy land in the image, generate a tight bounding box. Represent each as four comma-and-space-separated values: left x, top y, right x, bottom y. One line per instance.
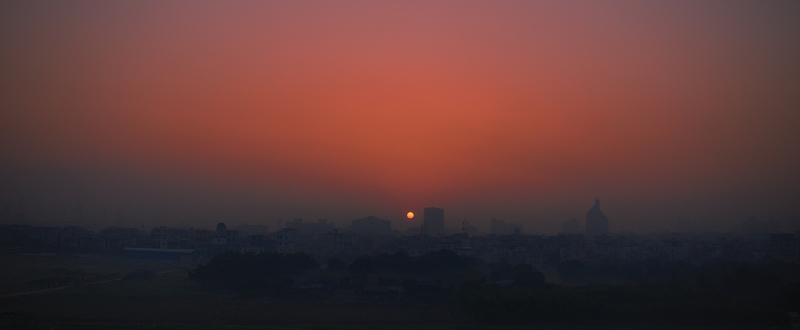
8, 322, 778, 330
0, 254, 175, 295
0, 281, 776, 330
1, 259, 463, 327
0, 255, 781, 329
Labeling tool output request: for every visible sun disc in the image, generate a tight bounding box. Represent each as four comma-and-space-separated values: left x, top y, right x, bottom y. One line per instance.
406, 211, 414, 219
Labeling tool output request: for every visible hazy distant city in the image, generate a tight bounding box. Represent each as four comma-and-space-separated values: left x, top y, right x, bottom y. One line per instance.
4, 199, 800, 267
2, 199, 800, 328
2, 0, 799, 328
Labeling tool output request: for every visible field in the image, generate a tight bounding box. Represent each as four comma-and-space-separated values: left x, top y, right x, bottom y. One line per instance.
0, 254, 465, 328
0, 253, 176, 295
0, 254, 778, 329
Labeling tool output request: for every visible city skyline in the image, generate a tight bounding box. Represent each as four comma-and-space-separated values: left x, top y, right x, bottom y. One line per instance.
1, 2, 799, 327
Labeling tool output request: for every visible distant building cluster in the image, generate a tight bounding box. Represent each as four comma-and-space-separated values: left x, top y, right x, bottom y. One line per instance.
1, 201, 799, 268
490, 218, 523, 235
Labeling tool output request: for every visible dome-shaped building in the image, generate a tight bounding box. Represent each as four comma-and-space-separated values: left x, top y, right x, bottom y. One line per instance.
585, 199, 609, 236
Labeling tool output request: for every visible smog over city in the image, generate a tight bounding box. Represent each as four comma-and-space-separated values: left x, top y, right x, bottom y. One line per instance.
1, 1, 799, 329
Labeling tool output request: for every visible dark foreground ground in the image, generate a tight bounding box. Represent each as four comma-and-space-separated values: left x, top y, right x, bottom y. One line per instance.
0, 254, 784, 329
0, 279, 777, 329
0, 254, 465, 329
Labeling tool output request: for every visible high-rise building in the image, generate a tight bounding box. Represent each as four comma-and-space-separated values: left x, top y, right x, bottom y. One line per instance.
585, 199, 609, 236
421, 207, 445, 236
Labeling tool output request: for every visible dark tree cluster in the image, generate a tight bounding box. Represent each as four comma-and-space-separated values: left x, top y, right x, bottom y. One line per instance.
188, 252, 319, 297
342, 249, 472, 275
461, 260, 800, 326
187, 250, 800, 327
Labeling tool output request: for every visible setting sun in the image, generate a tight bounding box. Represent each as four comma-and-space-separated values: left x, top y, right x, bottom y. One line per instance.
406, 212, 414, 219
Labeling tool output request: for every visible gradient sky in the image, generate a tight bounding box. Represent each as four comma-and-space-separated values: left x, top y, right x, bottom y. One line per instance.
1, 1, 799, 233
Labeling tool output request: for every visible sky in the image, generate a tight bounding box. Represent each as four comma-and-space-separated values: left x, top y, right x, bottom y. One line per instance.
1, 1, 799, 233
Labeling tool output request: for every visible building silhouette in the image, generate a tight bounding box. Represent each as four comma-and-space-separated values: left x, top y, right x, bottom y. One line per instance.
276, 227, 297, 254
490, 218, 522, 235
585, 199, 609, 236
351, 216, 392, 236
421, 207, 445, 236
211, 222, 238, 254
286, 218, 334, 236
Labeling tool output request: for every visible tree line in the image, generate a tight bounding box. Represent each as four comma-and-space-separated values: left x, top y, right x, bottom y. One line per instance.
188, 250, 800, 326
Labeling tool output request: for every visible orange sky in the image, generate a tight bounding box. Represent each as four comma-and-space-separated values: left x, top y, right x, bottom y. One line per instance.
1, 1, 799, 232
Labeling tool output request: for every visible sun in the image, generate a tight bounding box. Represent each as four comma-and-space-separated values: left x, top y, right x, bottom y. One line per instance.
406, 211, 414, 219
